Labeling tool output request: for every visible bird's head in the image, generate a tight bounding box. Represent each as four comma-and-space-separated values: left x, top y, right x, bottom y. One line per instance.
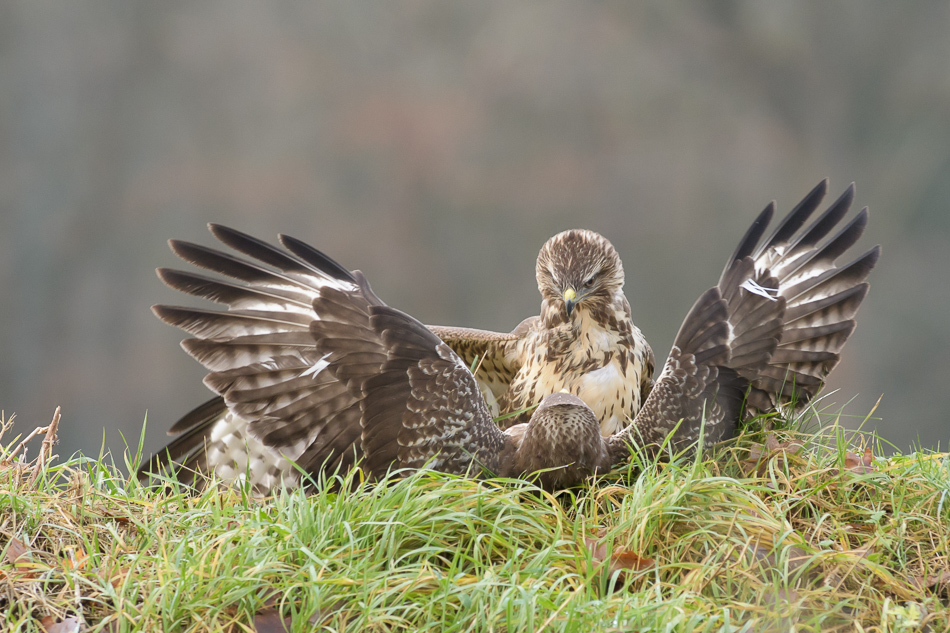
536, 229, 625, 322
513, 392, 609, 489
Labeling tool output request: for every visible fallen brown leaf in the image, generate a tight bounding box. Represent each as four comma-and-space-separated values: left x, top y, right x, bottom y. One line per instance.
911, 570, 950, 595
4, 536, 31, 569
253, 606, 292, 633
3, 535, 40, 578
746, 539, 811, 576
42, 616, 81, 633
609, 549, 654, 574
843, 447, 876, 474
845, 522, 875, 533
741, 433, 806, 476
582, 533, 654, 584
223, 593, 346, 632
62, 546, 88, 571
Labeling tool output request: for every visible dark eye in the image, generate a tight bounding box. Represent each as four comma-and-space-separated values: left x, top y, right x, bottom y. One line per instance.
584, 276, 595, 288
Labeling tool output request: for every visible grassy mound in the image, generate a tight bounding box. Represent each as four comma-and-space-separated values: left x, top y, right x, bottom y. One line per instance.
2, 406, 948, 632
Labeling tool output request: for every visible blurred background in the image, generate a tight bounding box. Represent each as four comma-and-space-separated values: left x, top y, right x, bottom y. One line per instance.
2, 2, 948, 462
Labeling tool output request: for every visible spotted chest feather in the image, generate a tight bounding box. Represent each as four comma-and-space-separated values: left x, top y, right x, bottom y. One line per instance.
500, 301, 651, 435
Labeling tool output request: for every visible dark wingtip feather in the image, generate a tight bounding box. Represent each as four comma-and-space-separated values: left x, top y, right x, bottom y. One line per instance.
168, 395, 228, 434
156, 268, 216, 297
208, 224, 307, 272
136, 396, 227, 484
208, 223, 253, 245
168, 239, 193, 258
152, 304, 174, 322
756, 179, 828, 255
721, 203, 775, 285
279, 233, 357, 283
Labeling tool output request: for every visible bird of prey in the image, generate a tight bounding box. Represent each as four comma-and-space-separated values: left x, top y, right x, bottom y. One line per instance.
428, 229, 655, 436
142, 180, 878, 492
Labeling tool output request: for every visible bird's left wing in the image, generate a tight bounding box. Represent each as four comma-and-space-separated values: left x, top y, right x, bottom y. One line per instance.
610, 223, 788, 458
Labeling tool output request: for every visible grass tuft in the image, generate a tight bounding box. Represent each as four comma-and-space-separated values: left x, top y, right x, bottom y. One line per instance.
2, 404, 948, 632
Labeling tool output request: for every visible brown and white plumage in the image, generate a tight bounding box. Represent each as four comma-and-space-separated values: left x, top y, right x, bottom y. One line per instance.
613, 179, 880, 454
141, 180, 878, 490
738, 180, 879, 415
430, 229, 655, 436
141, 225, 613, 491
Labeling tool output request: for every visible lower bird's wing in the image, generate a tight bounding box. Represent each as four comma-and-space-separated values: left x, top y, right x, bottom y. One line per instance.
144, 225, 520, 486
309, 287, 514, 479
737, 180, 881, 413
139, 395, 227, 485
145, 225, 381, 481
610, 180, 878, 461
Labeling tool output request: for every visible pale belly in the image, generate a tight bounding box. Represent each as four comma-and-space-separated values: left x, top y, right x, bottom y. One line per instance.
576, 363, 637, 435
529, 358, 642, 436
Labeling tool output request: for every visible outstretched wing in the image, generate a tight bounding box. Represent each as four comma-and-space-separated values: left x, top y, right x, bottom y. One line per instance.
731, 180, 881, 412
614, 256, 785, 455
308, 284, 513, 479
611, 180, 878, 459
140, 395, 228, 485
149, 225, 377, 478
426, 319, 534, 407
147, 224, 515, 485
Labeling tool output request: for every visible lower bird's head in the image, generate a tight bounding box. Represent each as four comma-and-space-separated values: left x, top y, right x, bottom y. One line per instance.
514, 392, 609, 489
536, 229, 625, 323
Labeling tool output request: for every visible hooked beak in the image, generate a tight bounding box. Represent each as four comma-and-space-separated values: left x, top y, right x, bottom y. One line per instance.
563, 288, 578, 316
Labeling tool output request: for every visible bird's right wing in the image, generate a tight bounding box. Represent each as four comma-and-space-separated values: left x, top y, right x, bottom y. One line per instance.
310, 290, 513, 479
149, 225, 380, 480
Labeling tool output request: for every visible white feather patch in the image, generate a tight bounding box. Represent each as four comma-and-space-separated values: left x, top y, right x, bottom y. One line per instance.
740, 278, 779, 301
300, 353, 332, 379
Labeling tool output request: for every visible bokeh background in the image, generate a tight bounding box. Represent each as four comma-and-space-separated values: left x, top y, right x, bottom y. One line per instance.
2, 2, 948, 462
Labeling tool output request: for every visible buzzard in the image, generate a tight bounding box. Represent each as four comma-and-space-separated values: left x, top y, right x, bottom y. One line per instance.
141, 180, 878, 491
428, 229, 654, 436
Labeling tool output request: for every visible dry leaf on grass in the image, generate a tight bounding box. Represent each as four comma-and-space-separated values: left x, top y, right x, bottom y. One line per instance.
740, 433, 806, 476
62, 546, 88, 571
3, 535, 39, 578
101, 565, 132, 591
225, 594, 346, 632
4, 536, 31, 568
829, 446, 877, 476
911, 570, 950, 595
40, 616, 81, 633
252, 606, 293, 633
745, 538, 812, 577
844, 447, 876, 474
582, 532, 654, 584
